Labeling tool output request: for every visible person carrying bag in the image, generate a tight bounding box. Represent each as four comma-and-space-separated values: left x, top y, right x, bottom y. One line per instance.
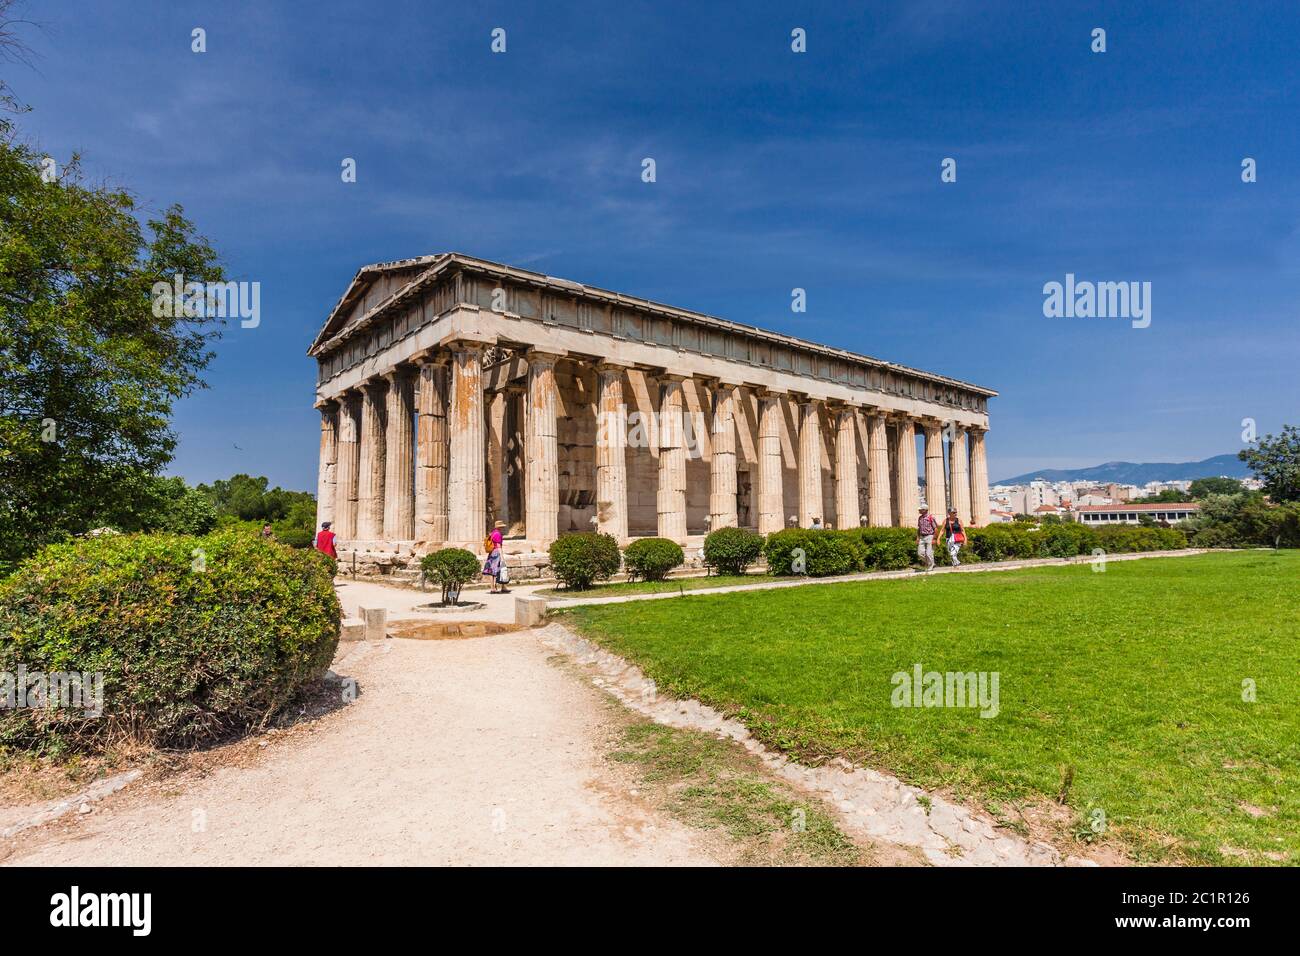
942, 508, 966, 566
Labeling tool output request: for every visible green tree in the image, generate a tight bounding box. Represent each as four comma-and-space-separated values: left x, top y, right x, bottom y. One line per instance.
197, 473, 316, 523
1130, 489, 1185, 504
1239, 425, 1300, 503
93, 473, 218, 536
1189, 477, 1241, 498
0, 112, 225, 569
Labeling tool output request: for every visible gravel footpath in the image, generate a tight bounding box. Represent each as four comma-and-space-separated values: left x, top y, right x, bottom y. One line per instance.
2, 631, 719, 866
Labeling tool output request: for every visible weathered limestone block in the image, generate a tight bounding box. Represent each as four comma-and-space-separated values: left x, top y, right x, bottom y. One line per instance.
361, 606, 387, 642
515, 595, 549, 627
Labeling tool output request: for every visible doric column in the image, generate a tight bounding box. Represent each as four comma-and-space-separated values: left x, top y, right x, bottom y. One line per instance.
356, 379, 387, 540
757, 390, 785, 534
708, 381, 739, 531
893, 416, 920, 522
487, 390, 509, 529
969, 426, 990, 527
949, 424, 972, 526
525, 350, 561, 544
595, 363, 629, 541
381, 366, 416, 541
316, 401, 338, 531
922, 419, 947, 516
656, 376, 688, 542
333, 392, 361, 540
866, 410, 893, 526
797, 399, 824, 527
834, 405, 860, 530
447, 342, 487, 544
415, 357, 449, 543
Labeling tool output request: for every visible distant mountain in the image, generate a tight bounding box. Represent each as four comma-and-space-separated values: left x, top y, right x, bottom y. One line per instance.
995, 454, 1248, 487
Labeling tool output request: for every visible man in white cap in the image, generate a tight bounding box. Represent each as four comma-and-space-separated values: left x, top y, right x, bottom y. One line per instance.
916, 504, 938, 571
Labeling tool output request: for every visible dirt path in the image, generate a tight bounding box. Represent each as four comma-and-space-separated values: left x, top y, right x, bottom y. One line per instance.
2, 630, 723, 866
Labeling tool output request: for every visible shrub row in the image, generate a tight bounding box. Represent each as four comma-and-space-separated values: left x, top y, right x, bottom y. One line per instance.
967, 522, 1186, 562
548, 528, 766, 591
763, 526, 979, 576
544, 520, 1191, 588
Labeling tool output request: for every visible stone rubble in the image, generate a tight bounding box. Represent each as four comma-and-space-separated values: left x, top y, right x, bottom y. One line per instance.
1, 770, 142, 839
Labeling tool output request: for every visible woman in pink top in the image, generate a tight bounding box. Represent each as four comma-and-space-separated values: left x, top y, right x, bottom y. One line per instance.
482, 521, 508, 593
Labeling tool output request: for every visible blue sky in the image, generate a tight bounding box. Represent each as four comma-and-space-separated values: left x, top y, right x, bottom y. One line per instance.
12, 0, 1300, 488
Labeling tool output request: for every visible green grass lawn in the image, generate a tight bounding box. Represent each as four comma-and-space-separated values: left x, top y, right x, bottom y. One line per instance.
538, 572, 775, 599
560, 550, 1299, 864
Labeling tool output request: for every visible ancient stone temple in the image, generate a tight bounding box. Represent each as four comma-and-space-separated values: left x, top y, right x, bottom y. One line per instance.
309, 254, 995, 575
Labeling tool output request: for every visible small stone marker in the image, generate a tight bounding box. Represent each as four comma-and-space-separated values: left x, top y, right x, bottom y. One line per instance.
360, 606, 388, 641
339, 618, 365, 642
515, 595, 548, 627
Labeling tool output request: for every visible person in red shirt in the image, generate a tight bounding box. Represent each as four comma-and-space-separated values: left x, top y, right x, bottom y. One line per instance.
314, 522, 338, 559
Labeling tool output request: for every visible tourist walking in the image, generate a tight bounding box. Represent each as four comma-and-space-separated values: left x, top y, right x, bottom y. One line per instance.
942, 508, 966, 566
314, 521, 337, 559
483, 521, 509, 593
916, 505, 938, 571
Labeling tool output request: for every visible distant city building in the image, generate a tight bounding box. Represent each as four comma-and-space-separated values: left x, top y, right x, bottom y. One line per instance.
1075, 502, 1200, 525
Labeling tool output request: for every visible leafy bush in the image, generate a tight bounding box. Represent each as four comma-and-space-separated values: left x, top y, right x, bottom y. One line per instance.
0, 530, 339, 755
271, 520, 314, 549
842, 527, 916, 571
968, 521, 1187, 561
969, 525, 1037, 562
1035, 522, 1093, 558
763, 529, 858, 577
702, 527, 765, 575
420, 547, 482, 604
549, 532, 621, 590
1091, 525, 1186, 554
623, 537, 684, 581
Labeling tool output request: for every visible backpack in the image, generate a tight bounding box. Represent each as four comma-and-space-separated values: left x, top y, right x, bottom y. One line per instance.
483, 535, 495, 554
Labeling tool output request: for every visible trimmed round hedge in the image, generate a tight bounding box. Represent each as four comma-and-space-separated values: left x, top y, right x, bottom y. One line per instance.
420, 547, 481, 604
0, 530, 340, 754
702, 527, 764, 575
548, 532, 621, 590
623, 537, 684, 581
